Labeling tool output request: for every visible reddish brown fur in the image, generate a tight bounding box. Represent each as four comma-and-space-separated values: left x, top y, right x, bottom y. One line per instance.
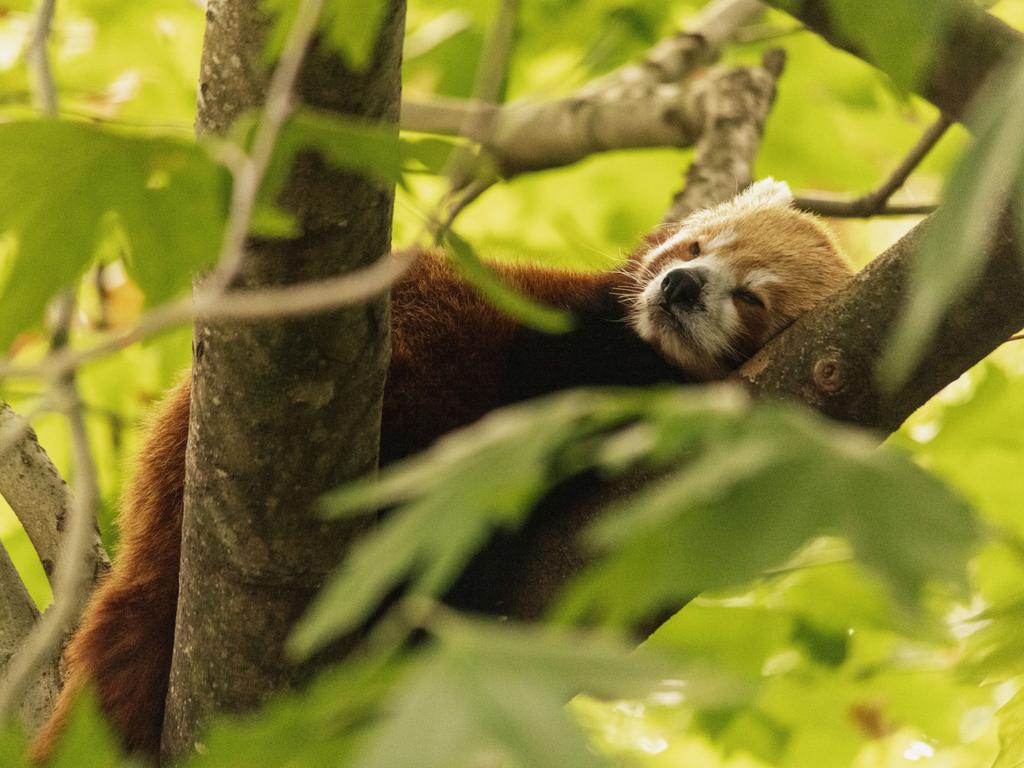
35, 195, 853, 761
33, 254, 649, 762
33, 378, 190, 760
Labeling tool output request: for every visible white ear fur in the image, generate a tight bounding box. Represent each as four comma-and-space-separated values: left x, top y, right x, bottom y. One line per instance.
734, 177, 793, 210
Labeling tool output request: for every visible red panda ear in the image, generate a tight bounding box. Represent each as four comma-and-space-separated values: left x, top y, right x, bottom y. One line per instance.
732, 177, 793, 211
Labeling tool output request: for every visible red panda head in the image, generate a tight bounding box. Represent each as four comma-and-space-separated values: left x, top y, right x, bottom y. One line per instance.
622, 179, 854, 380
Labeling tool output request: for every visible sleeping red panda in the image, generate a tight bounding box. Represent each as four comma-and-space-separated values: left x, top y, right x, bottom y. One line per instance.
33, 179, 853, 761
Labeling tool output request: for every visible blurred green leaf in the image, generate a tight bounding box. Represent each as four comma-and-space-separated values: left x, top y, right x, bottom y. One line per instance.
289, 390, 645, 658
878, 55, 1024, 390
558, 406, 978, 626
354, 614, 741, 768
995, 686, 1024, 768
443, 230, 575, 333
0, 122, 225, 350
0, 729, 29, 768
824, 0, 955, 92
293, 386, 977, 659
46, 687, 131, 768
263, 0, 390, 71
188, 655, 406, 768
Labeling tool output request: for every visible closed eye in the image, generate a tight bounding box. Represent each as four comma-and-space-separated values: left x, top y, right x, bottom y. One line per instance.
733, 289, 764, 308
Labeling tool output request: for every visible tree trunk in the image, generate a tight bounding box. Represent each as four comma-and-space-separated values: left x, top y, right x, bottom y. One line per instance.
160, 0, 406, 759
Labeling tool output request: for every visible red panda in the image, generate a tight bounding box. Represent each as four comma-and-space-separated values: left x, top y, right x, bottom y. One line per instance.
33, 179, 853, 761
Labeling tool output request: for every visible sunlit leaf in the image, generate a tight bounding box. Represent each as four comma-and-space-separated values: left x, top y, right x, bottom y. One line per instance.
995, 685, 1024, 768
444, 230, 575, 333
0, 122, 225, 350
354, 614, 744, 768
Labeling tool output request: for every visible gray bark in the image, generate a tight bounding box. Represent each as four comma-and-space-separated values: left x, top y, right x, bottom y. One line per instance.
0, 402, 108, 730
0, 545, 57, 732
161, 0, 406, 759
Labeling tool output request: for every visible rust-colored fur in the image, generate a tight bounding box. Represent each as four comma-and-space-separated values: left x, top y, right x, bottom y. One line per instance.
33, 255, 668, 762
34, 379, 190, 758
34, 186, 853, 762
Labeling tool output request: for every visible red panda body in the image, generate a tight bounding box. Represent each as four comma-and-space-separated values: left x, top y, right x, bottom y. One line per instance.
34, 180, 854, 761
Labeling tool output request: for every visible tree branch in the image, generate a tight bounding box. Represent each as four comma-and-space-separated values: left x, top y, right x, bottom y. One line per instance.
795, 115, 950, 218
738, 216, 1024, 431
664, 48, 785, 221
0, 402, 67, 588
26, 0, 58, 117
736, 2, 1024, 430
161, 0, 407, 756
575, 0, 763, 99
0, 545, 58, 732
401, 0, 763, 177
0, 381, 101, 727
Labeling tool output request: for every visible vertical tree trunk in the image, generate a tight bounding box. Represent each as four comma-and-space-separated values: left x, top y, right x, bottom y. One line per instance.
161, 0, 406, 759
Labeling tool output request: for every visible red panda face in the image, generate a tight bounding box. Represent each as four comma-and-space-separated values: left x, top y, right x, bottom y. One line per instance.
623, 179, 854, 380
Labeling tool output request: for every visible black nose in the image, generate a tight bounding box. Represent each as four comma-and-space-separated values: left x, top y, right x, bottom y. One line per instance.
661, 268, 706, 307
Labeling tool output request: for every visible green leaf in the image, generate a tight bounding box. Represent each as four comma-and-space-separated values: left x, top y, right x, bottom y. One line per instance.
262, 0, 390, 71
354, 615, 744, 768
46, 687, 130, 768
293, 386, 977, 657
995, 684, 1024, 768
0, 122, 225, 350
444, 230, 574, 333
823, 0, 955, 92
878, 55, 1024, 390
257, 111, 462, 238
0, 729, 29, 768
188, 655, 406, 768
559, 406, 979, 625
289, 390, 644, 658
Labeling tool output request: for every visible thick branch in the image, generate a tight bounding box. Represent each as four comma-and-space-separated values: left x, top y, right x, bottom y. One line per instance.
736, 1, 1024, 429
400, 0, 763, 176
738, 217, 1024, 432
0, 403, 108, 588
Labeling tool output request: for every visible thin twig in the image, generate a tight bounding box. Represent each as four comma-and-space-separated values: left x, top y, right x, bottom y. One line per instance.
26, 0, 58, 117
0, 250, 415, 382
0, 298, 99, 726
200, 0, 325, 297
794, 199, 939, 218
432, 0, 519, 235
795, 115, 952, 219
435, 178, 495, 243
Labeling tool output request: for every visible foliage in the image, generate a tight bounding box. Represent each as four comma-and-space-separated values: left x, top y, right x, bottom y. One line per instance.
1, 0, 1024, 767
879, 54, 1024, 389
0, 122, 227, 349
293, 386, 977, 659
